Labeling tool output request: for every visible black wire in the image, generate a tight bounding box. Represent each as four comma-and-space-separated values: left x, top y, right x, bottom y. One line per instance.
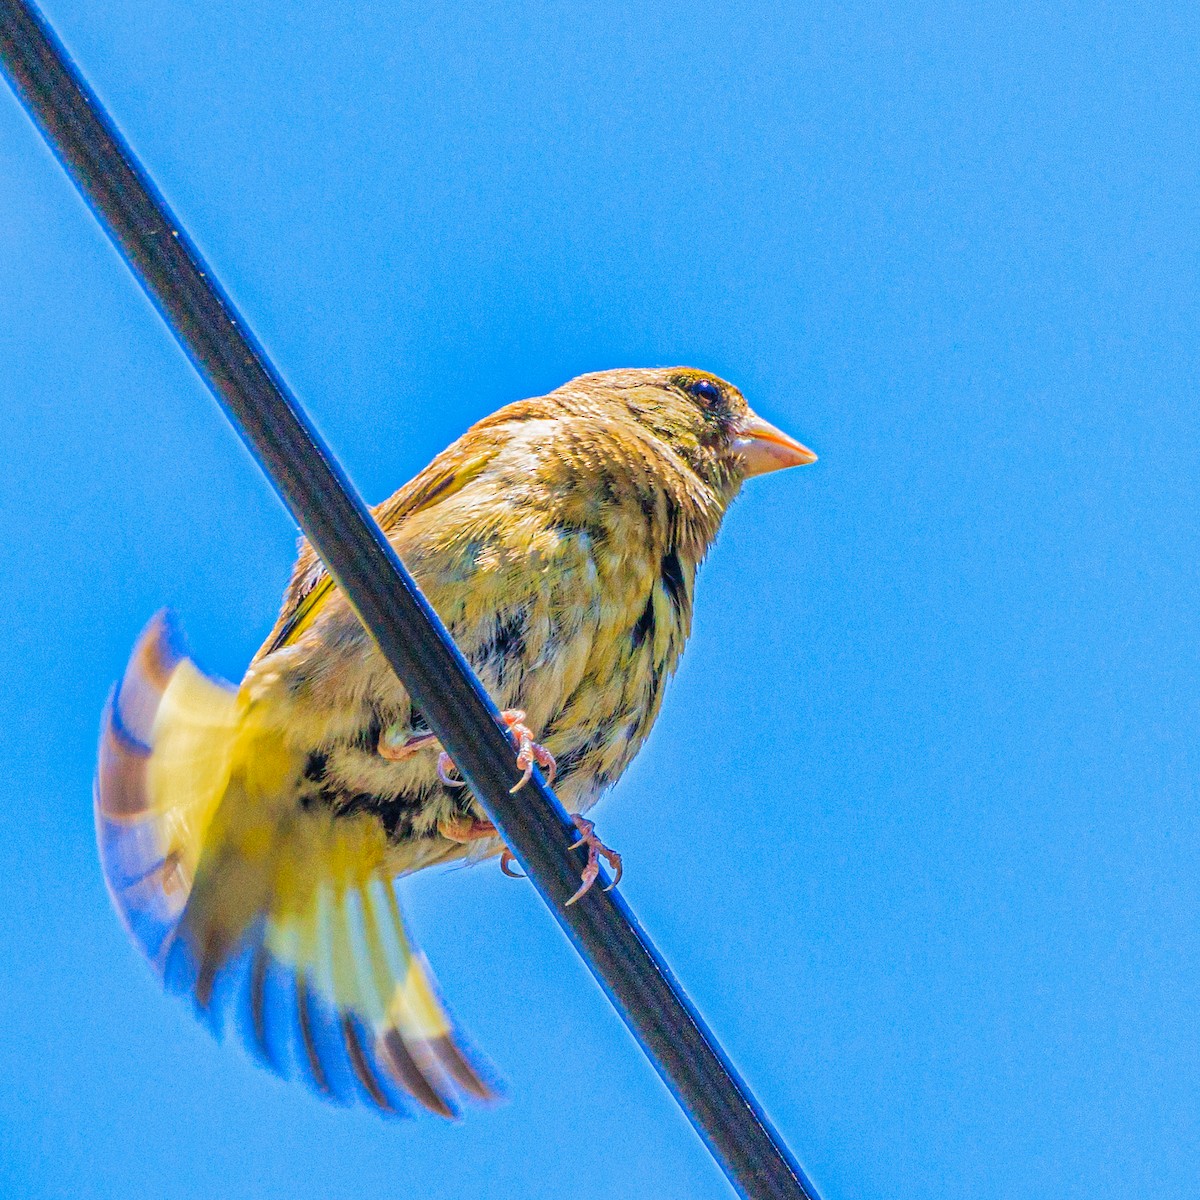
0, 4, 823, 1197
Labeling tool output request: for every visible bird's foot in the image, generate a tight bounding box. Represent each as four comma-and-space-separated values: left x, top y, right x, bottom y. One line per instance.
565, 816, 622, 906
433, 709, 556, 794
377, 723, 439, 762
435, 811, 619, 899
437, 815, 523, 878
436, 748, 466, 788
504, 709, 557, 793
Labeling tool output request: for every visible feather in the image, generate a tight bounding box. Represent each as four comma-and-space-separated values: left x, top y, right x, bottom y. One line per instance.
258, 446, 500, 661
95, 368, 814, 1117
95, 614, 495, 1116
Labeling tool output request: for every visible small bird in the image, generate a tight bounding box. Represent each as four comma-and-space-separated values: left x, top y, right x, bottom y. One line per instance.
95, 367, 815, 1117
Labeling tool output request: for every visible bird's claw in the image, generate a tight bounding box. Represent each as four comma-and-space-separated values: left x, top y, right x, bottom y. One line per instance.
437, 749, 466, 788
380, 723, 467, 795
435, 809, 616, 901
428, 709, 554, 794
565, 816, 622, 906
437, 817, 525, 879
503, 709, 557, 793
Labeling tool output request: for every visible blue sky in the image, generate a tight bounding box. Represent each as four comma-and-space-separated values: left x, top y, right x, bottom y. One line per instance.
2, 1, 1199, 1196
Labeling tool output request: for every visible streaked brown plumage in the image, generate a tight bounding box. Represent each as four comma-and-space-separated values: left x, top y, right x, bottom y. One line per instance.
95, 367, 815, 1117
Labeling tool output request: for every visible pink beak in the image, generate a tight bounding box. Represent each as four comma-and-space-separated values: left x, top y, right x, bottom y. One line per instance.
732, 412, 818, 478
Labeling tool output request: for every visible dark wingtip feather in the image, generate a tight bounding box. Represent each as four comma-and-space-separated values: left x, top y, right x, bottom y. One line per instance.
96, 610, 188, 825
376, 1028, 460, 1119
115, 610, 186, 745
96, 697, 152, 822
341, 1016, 402, 1115
429, 1033, 503, 1104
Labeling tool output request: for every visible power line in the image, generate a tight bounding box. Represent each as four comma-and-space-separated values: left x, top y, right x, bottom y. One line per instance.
0, 4, 822, 1196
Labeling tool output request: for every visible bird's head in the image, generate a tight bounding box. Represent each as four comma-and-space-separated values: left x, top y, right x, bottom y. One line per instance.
563, 367, 816, 502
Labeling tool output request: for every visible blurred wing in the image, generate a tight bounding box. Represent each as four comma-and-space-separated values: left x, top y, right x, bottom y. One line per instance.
237, 820, 497, 1116
95, 611, 235, 967
96, 613, 496, 1117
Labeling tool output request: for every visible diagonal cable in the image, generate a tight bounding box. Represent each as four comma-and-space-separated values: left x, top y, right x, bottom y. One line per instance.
0, 4, 821, 1197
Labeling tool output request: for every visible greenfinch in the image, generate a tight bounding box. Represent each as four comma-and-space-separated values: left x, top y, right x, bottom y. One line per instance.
95, 367, 815, 1117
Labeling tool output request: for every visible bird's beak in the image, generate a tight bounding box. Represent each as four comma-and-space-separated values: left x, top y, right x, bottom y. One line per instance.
732, 412, 817, 477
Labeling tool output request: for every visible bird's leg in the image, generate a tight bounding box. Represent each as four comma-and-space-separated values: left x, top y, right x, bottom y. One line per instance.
437, 814, 524, 878
431, 709, 557, 794
417, 707, 556, 883
565, 816, 623, 906
377, 723, 439, 761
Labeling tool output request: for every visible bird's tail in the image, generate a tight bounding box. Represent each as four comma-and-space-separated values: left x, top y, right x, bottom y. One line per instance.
95, 611, 496, 1117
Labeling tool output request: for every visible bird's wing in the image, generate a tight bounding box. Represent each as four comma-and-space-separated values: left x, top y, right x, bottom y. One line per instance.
258, 444, 500, 658
96, 613, 495, 1116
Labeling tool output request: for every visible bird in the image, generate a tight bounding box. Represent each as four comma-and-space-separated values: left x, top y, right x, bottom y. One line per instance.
94, 367, 816, 1118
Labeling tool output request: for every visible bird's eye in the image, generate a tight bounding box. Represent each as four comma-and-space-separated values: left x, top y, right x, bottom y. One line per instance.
689, 379, 721, 405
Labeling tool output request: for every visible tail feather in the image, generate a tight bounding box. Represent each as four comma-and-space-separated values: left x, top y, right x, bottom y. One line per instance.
95, 612, 497, 1117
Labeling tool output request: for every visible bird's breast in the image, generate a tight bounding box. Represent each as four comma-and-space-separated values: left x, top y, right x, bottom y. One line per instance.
253, 476, 696, 857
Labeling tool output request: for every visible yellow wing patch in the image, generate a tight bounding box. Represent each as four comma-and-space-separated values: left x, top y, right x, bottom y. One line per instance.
262, 574, 336, 655
96, 613, 496, 1118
